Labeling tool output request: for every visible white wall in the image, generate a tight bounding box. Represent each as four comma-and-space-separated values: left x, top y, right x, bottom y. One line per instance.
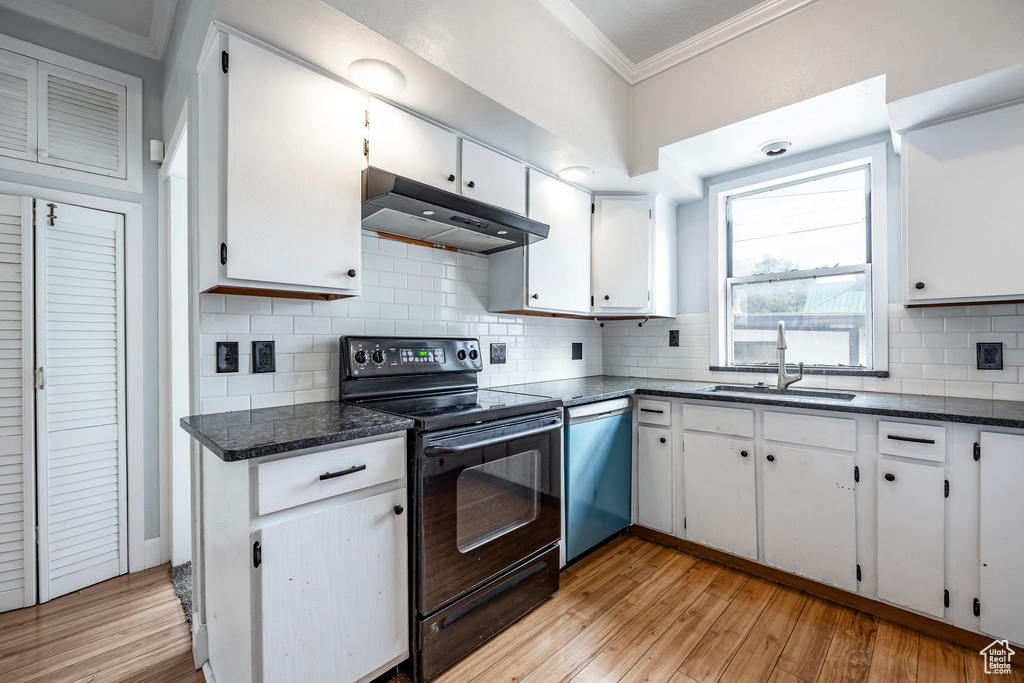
631, 0, 1024, 175
197, 234, 603, 412
0, 8, 165, 540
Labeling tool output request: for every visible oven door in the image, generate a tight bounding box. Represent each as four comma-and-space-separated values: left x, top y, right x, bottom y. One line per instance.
415, 409, 562, 615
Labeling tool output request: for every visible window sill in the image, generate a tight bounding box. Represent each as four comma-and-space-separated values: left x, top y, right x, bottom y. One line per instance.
709, 365, 889, 378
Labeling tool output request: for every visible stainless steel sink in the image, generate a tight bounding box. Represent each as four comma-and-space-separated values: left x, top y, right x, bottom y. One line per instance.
696, 384, 857, 402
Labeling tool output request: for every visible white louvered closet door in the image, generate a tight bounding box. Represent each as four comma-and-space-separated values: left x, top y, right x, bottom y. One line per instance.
0, 48, 38, 163
0, 194, 34, 613
37, 63, 126, 179
35, 200, 126, 602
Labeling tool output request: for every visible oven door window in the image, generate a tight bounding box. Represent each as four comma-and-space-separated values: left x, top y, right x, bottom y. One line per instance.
456, 449, 541, 553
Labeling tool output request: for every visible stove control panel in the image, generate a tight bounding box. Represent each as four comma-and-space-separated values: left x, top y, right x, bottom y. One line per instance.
342, 337, 483, 377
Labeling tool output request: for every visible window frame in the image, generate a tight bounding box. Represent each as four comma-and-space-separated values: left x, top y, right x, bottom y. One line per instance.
708, 142, 889, 375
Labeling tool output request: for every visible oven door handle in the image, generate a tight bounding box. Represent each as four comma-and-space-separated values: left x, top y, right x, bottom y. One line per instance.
423, 421, 562, 455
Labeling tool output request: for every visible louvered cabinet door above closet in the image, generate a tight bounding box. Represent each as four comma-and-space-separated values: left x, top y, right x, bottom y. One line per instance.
0, 48, 38, 163
0, 193, 34, 613
35, 200, 126, 602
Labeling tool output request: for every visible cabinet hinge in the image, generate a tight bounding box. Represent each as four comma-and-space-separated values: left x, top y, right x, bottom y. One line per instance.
648, 291, 651, 301
944, 479, 949, 498
591, 295, 594, 307
591, 203, 595, 215
973, 442, 980, 461
253, 541, 261, 568
683, 517, 687, 530
34, 525, 38, 544
649, 209, 652, 219
364, 109, 369, 127
974, 598, 980, 617
854, 466, 859, 483
363, 139, 369, 157
944, 589, 949, 608
220, 242, 227, 266
46, 202, 56, 227
221, 50, 229, 74
856, 564, 861, 582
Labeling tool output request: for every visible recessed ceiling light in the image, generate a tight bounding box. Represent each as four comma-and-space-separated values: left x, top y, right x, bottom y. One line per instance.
759, 140, 792, 157
422, 210, 435, 216
557, 166, 595, 182
497, 230, 508, 235
348, 59, 407, 94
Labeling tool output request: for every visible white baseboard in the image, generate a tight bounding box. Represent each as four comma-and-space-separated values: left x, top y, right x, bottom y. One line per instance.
144, 536, 166, 569
193, 622, 209, 671
202, 662, 216, 683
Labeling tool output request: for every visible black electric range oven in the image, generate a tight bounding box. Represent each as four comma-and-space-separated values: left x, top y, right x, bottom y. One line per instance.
340, 336, 562, 682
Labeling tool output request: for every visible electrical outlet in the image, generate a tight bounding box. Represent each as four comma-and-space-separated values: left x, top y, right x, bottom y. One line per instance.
977, 342, 1003, 370
216, 342, 239, 373
490, 343, 506, 365
571, 342, 583, 360
252, 341, 276, 373
669, 330, 680, 347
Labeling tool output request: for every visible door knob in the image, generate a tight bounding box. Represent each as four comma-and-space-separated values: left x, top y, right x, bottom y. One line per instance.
766, 454, 775, 462
884, 473, 895, 482
394, 505, 404, 515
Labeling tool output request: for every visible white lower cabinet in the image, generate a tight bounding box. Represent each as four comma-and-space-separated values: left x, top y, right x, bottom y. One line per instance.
637, 425, 673, 533
979, 431, 1024, 645
258, 488, 407, 683
682, 433, 756, 560
876, 458, 946, 617
762, 445, 857, 591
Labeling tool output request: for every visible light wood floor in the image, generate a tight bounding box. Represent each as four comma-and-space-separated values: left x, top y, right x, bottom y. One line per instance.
0, 564, 203, 683
434, 535, 1024, 683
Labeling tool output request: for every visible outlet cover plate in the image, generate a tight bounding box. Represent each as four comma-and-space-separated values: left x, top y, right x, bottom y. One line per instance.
571, 342, 583, 360
216, 342, 239, 373
252, 341, 276, 373
669, 330, 680, 347
977, 342, 1003, 370
490, 343, 507, 365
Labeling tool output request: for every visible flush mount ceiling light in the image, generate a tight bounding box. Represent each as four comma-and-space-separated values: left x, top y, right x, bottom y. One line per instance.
348, 58, 407, 94
557, 166, 595, 182
759, 140, 792, 157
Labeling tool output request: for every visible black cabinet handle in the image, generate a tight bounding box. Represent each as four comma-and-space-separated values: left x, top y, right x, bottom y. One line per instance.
394, 505, 404, 515
640, 408, 664, 414
659, 437, 666, 444
884, 473, 896, 482
347, 268, 357, 278
741, 450, 748, 457
467, 180, 476, 188
915, 282, 925, 290
604, 295, 610, 301
532, 293, 539, 299
319, 464, 366, 481
766, 454, 775, 462
447, 174, 456, 182
886, 434, 935, 445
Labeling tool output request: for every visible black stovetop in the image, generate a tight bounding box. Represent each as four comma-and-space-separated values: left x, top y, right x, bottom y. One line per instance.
351, 388, 561, 431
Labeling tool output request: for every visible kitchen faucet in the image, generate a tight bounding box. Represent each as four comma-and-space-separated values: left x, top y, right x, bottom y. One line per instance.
776, 321, 803, 390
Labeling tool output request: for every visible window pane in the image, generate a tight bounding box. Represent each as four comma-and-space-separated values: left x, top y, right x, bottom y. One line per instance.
730, 169, 868, 277
456, 449, 540, 553
731, 272, 868, 367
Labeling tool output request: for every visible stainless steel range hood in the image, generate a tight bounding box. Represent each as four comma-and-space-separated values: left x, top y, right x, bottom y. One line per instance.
361, 167, 549, 254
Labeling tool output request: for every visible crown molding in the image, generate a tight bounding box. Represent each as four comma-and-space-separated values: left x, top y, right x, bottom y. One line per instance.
537, 0, 820, 85
0, 0, 178, 61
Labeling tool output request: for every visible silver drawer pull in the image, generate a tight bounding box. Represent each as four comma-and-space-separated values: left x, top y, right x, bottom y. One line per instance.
886, 434, 935, 445
319, 464, 366, 481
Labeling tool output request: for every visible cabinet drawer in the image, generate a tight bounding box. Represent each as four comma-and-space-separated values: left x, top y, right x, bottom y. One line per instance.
255, 435, 406, 515
682, 404, 753, 438
878, 421, 946, 463
764, 411, 856, 451
636, 398, 671, 426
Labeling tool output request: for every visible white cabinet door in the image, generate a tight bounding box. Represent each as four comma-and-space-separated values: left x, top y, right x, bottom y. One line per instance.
763, 445, 857, 591
368, 98, 458, 192
979, 432, 1024, 645
0, 195, 34, 613
461, 139, 526, 214
904, 102, 1024, 303
260, 487, 408, 683
637, 426, 672, 533
877, 458, 945, 617
526, 172, 591, 314
592, 196, 651, 312
683, 433, 757, 560
0, 48, 38, 162
224, 36, 364, 292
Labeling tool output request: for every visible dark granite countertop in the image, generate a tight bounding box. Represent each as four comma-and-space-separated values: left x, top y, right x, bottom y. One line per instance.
180, 402, 413, 462
499, 375, 1024, 429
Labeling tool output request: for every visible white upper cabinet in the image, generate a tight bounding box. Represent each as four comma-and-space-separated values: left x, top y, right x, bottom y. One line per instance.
0, 38, 140, 192
197, 32, 366, 299
367, 99, 458, 192
461, 139, 526, 214
903, 101, 1024, 305
592, 194, 676, 316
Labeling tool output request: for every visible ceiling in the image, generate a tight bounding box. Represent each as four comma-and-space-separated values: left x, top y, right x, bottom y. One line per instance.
536, 0, 820, 83
0, 0, 178, 60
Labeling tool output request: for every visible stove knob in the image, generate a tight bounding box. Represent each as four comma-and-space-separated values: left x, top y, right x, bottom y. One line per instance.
372, 350, 385, 364
353, 350, 367, 365
457, 349, 467, 361
469, 349, 478, 360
